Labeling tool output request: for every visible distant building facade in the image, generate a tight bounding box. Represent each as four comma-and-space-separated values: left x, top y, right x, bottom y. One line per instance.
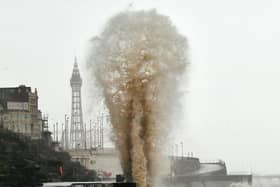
0, 85, 42, 138
68, 148, 122, 178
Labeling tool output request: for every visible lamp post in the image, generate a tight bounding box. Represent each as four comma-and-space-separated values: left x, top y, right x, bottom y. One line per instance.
53, 123, 55, 142
180, 141, 184, 159
56, 122, 58, 142
61, 123, 64, 148
175, 144, 178, 160
84, 123, 87, 149
64, 114, 69, 150
90, 120, 92, 149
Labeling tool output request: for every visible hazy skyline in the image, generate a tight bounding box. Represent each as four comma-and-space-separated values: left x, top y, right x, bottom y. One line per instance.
1, 0, 280, 174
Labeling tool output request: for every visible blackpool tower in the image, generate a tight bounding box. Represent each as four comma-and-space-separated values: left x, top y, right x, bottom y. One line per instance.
70, 57, 85, 149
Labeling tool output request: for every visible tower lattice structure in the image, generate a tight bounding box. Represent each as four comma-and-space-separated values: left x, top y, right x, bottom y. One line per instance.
70, 57, 85, 149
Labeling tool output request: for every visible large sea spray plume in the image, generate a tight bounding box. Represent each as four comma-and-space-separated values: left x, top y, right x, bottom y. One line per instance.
87, 10, 188, 187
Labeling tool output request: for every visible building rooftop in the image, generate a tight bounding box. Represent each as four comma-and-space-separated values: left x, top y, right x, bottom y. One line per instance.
0, 85, 31, 102
0, 85, 34, 110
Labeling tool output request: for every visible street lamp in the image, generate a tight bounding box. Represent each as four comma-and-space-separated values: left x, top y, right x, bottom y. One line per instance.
175, 144, 178, 160
180, 141, 184, 159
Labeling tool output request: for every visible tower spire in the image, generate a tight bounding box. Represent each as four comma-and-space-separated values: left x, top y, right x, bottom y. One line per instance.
74, 56, 78, 65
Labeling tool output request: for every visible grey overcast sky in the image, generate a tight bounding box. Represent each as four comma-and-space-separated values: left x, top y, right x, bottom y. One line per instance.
1, 0, 280, 174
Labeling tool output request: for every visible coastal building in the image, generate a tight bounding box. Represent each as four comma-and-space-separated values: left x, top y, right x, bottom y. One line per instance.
0, 85, 42, 139
165, 156, 252, 187
68, 148, 122, 179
